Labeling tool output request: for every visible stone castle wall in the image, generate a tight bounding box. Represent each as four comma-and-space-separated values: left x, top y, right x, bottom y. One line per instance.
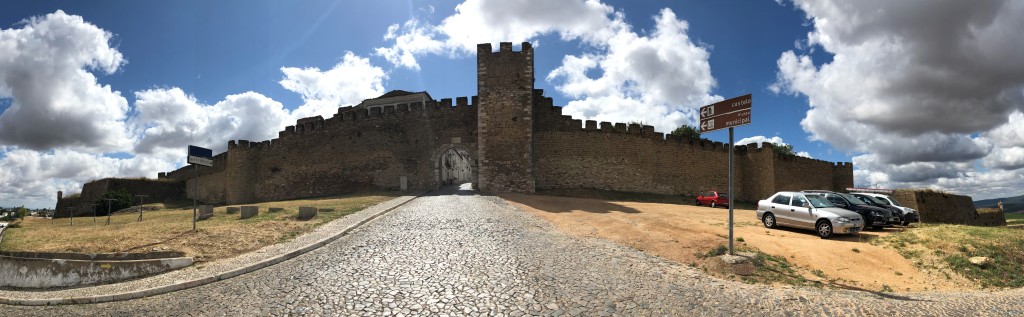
224, 99, 477, 204
56, 178, 184, 217
892, 190, 1006, 226
57, 41, 853, 210
531, 102, 850, 201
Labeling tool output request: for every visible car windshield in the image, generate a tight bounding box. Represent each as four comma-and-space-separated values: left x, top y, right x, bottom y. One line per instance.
855, 195, 884, 205
839, 193, 866, 205
804, 195, 833, 208
886, 196, 902, 206
868, 196, 891, 205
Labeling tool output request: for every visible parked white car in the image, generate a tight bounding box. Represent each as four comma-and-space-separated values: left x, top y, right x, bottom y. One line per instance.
757, 191, 865, 239
851, 192, 920, 225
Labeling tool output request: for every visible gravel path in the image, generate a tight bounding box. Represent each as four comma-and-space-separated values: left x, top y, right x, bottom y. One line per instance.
1, 187, 1021, 316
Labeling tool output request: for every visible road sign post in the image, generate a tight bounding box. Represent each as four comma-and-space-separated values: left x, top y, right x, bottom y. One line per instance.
188, 145, 213, 232
699, 94, 752, 256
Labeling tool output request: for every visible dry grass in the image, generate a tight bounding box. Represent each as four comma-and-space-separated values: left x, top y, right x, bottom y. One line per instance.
871, 223, 1024, 288
0, 193, 398, 262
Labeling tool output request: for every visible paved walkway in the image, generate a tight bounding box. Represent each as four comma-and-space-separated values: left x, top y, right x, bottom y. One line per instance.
1, 187, 1021, 316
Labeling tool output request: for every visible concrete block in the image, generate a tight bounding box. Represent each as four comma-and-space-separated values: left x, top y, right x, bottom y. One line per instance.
226, 207, 240, 214
240, 206, 259, 219
197, 205, 213, 221
297, 207, 317, 220
268, 207, 284, 213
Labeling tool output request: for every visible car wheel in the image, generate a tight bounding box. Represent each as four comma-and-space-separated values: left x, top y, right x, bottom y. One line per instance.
711, 201, 717, 208
762, 213, 777, 228
695, 199, 701, 206
902, 220, 910, 226
817, 220, 834, 239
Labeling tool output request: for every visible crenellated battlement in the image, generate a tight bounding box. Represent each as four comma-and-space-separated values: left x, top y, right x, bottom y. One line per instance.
132, 41, 853, 209
267, 95, 478, 142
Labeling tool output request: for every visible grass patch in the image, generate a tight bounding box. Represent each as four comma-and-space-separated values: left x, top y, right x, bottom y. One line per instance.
872, 223, 1024, 288
0, 193, 397, 261
697, 244, 820, 287
1004, 212, 1024, 225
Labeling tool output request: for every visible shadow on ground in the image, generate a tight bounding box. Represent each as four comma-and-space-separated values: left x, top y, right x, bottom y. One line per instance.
500, 193, 640, 214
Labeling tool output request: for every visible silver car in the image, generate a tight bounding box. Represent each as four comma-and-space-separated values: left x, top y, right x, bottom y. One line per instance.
757, 191, 865, 238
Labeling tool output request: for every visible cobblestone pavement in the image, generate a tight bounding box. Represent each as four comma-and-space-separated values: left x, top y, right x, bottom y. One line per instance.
2, 187, 1021, 316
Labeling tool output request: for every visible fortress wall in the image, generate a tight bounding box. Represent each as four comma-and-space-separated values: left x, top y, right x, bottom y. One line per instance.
771, 153, 840, 193
160, 152, 228, 182
185, 172, 226, 204
533, 114, 763, 200
531, 105, 847, 202
57, 178, 184, 217
892, 190, 1005, 226
224, 98, 478, 204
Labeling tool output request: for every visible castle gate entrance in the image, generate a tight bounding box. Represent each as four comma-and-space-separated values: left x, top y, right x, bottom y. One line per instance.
437, 147, 473, 187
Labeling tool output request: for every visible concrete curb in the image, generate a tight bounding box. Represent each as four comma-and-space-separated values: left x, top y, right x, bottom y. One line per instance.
0, 192, 425, 306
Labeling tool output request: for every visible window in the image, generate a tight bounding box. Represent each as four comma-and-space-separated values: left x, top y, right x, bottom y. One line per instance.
825, 195, 843, 205
772, 194, 791, 205
791, 195, 808, 207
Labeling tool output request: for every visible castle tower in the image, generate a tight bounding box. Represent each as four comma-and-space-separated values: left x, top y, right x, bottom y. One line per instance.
226, 140, 259, 204
476, 42, 536, 193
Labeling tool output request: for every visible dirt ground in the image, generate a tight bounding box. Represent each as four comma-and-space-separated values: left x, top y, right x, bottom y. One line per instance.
502, 193, 974, 292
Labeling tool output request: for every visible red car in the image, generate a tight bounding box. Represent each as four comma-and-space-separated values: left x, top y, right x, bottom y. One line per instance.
696, 191, 729, 208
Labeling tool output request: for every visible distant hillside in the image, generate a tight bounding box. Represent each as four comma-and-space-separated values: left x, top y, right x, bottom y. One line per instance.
975, 194, 1024, 213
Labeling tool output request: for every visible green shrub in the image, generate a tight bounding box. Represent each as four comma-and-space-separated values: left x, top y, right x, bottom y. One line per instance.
94, 188, 135, 216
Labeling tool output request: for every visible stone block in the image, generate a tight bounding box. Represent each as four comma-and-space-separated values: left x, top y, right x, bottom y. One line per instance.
268, 207, 284, 213
297, 207, 317, 220
197, 205, 213, 221
226, 207, 240, 214
240, 206, 258, 219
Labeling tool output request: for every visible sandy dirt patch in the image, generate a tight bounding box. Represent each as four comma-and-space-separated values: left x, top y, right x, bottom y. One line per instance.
502, 193, 973, 292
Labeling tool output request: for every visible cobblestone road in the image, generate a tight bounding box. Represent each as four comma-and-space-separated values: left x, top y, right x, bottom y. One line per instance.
2, 187, 1021, 316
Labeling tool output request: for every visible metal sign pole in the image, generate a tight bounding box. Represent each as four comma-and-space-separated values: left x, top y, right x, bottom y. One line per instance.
728, 127, 735, 255
193, 163, 198, 232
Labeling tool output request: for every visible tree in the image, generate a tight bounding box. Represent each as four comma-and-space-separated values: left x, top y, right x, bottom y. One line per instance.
670, 124, 702, 140
768, 143, 797, 156
94, 188, 134, 216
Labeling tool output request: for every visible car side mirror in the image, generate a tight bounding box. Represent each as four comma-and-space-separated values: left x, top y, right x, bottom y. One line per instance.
802, 203, 810, 208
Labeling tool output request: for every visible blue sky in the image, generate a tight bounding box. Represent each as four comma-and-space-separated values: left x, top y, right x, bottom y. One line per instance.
2, 0, 1023, 208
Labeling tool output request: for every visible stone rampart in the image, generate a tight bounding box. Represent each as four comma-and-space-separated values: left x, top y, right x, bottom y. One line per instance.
56, 178, 184, 218
892, 190, 1006, 226
532, 104, 851, 202
220, 95, 479, 204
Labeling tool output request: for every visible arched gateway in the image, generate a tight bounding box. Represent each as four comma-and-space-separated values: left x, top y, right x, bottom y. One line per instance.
432, 144, 476, 189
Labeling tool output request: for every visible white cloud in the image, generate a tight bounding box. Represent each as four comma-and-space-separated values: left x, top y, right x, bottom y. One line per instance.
377, 1, 719, 134
132, 88, 291, 156
375, 0, 621, 70
0, 11, 392, 209
0, 10, 131, 152
736, 136, 785, 148
280, 52, 387, 119
0, 148, 173, 208
550, 8, 720, 133
776, 0, 1024, 198
735, 135, 813, 159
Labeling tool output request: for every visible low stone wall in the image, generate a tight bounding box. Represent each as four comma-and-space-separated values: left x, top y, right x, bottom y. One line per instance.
892, 190, 1006, 226
0, 251, 192, 289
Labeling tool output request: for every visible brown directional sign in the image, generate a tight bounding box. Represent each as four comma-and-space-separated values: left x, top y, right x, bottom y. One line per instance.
699, 94, 751, 133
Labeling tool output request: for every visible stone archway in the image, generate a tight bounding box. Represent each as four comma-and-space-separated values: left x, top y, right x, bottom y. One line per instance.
438, 147, 473, 187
